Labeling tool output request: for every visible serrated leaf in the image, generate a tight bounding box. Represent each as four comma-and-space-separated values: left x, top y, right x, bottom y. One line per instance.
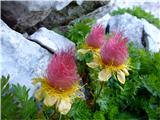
69, 99, 92, 120
93, 111, 105, 120
19, 98, 37, 119
1, 75, 10, 91
12, 84, 29, 102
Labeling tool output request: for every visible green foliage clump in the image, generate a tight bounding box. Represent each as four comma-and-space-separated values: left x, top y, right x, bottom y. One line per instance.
75, 42, 160, 119
68, 99, 92, 120
93, 111, 105, 120
111, 6, 160, 28
1, 75, 37, 120
79, 44, 160, 120
60, 19, 160, 119
65, 18, 94, 49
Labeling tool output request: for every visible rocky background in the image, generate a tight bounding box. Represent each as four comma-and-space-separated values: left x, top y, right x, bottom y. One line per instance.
0, 0, 160, 95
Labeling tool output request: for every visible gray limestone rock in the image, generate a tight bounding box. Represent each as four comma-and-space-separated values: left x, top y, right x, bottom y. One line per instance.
142, 19, 160, 52
29, 27, 75, 53
0, 19, 52, 95
1, 0, 84, 32
108, 13, 144, 47
0, 19, 76, 96
98, 13, 160, 52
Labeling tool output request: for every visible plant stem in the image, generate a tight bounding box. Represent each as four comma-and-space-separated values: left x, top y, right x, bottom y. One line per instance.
97, 82, 105, 99
59, 113, 62, 120
94, 82, 104, 111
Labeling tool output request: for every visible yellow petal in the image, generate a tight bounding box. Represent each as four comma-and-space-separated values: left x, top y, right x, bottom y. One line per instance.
44, 96, 57, 106
32, 77, 43, 85
58, 98, 71, 115
92, 54, 104, 67
35, 89, 43, 101
98, 69, 112, 81
77, 49, 90, 54
87, 62, 99, 68
117, 70, 126, 84
122, 68, 129, 76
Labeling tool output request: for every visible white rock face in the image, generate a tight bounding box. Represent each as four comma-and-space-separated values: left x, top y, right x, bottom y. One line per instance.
142, 19, 160, 52
96, 12, 160, 52
52, 0, 74, 11
97, 13, 111, 28
0, 19, 52, 95
110, 0, 160, 19
29, 27, 75, 53
76, 0, 84, 5
109, 13, 144, 47
53, 0, 84, 10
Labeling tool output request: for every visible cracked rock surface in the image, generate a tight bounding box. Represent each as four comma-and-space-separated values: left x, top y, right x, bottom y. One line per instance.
29, 27, 75, 53
0, 19, 75, 95
0, 19, 52, 95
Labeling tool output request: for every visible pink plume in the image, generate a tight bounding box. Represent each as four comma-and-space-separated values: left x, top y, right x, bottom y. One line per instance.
86, 24, 105, 48
47, 49, 79, 90
100, 32, 128, 66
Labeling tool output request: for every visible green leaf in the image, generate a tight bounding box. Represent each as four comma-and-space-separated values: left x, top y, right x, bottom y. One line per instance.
143, 74, 160, 97
77, 51, 93, 63
12, 84, 37, 119
69, 99, 92, 120
65, 18, 94, 49
1, 76, 38, 119
12, 84, 29, 102
1, 75, 10, 92
93, 111, 105, 120
1, 75, 18, 119
144, 97, 160, 119
19, 99, 37, 119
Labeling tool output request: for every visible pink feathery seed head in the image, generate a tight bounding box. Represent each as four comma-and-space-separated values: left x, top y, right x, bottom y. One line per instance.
100, 32, 128, 66
47, 49, 79, 90
86, 24, 105, 48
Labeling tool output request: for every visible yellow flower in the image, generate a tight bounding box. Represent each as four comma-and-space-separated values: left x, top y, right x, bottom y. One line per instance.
33, 77, 83, 115
87, 53, 130, 84
33, 50, 84, 115
86, 32, 131, 84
